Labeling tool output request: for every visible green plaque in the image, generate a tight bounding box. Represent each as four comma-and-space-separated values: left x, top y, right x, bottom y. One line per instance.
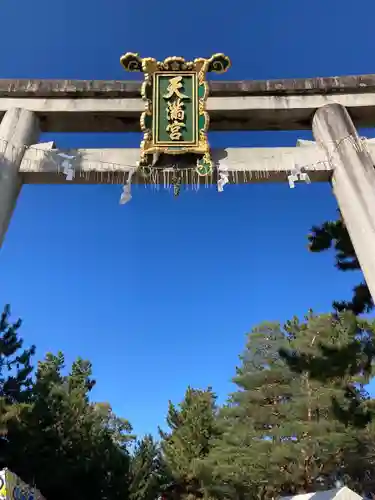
120, 53, 231, 177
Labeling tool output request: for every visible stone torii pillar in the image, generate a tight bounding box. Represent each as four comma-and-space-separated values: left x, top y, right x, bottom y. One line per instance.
0, 108, 39, 247
313, 103, 375, 303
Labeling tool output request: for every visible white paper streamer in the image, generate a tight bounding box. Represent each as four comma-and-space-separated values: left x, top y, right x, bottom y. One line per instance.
288, 164, 311, 189
120, 170, 136, 205
217, 164, 229, 192
56, 153, 76, 181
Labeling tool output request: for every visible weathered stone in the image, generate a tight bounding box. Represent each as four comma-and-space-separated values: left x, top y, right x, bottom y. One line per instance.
0, 108, 39, 245
18, 145, 333, 184
0, 74, 375, 98
0, 74, 375, 132
313, 103, 375, 303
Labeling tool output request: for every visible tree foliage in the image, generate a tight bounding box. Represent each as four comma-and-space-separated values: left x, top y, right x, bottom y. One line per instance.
202, 313, 375, 499
1, 303, 375, 500
0, 306, 134, 500
7, 351, 133, 500
0, 304, 34, 434
129, 434, 169, 500
159, 387, 220, 500
308, 211, 373, 314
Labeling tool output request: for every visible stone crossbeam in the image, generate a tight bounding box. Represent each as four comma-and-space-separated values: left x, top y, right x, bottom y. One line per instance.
2, 74, 375, 132
18, 144, 332, 184
18, 137, 375, 185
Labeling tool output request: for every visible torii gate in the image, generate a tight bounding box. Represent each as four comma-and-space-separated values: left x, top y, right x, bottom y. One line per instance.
1, 68, 375, 300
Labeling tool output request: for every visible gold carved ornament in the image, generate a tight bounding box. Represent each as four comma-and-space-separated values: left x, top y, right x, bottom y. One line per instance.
120, 53, 231, 182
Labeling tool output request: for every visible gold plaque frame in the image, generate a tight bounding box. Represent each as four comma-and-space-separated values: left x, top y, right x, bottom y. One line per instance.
120, 53, 231, 176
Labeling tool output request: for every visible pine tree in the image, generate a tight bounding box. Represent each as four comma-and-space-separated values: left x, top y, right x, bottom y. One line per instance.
308, 211, 373, 314
206, 314, 375, 499
205, 322, 296, 500
281, 312, 375, 495
0, 305, 35, 466
130, 435, 168, 500
160, 387, 220, 500
6, 352, 133, 500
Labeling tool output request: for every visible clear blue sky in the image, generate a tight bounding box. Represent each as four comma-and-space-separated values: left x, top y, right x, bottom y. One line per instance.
1, 0, 375, 437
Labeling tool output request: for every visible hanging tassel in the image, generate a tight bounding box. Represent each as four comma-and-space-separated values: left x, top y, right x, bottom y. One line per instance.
120, 169, 135, 205
56, 153, 76, 181
288, 169, 298, 189
171, 168, 181, 197
173, 176, 181, 197
217, 164, 229, 192
288, 164, 311, 188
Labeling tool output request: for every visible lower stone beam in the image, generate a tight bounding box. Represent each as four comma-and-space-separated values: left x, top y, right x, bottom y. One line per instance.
19, 146, 334, 185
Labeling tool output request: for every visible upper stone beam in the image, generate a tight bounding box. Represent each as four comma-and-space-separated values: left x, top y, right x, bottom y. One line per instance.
1, 74, 375, 97
1, 74, 375, 132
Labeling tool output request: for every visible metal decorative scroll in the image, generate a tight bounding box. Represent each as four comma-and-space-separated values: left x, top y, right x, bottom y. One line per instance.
120, 53, 231, 180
